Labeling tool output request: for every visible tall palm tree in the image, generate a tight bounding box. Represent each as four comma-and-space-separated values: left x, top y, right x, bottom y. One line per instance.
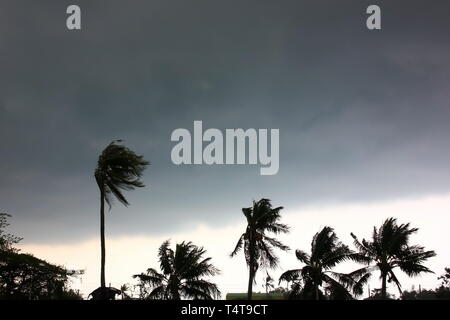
279, 226, 359, 300
133, 240, 221, 300
94, 140, 148, 296
350, 217, 436, 299
231, 198, 289, 300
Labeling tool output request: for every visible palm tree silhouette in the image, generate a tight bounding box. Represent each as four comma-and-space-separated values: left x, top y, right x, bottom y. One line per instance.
231, 198, 289, 300
263, 271, 275, 294
279, 226, 358, 300
133, 240, 220, 299
94, 140, 148, 298
350, 217, 436, 299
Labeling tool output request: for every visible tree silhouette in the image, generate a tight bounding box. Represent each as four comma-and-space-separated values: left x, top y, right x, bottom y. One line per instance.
231, 198, 289, 300
263, 271, 275, 294
350, 217, 436, 299
0, 214, 81, 300
133, 240, 220, 300
0, 213, 22, 252
0, 250, 80, 300
279, 226, 359, 300
119, 283, 132, 300
94, 140, 148, 299
438, 267, 450, 288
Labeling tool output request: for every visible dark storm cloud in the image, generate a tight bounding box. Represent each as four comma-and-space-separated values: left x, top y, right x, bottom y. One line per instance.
1, 0, 450, 242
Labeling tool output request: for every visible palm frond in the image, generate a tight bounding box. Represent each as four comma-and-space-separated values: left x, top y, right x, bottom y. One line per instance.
95, 140, 149, 208
279, 269, 302, 283
294, 250, 310, 264
230, 233, 245, 257
136, 240, 220, 300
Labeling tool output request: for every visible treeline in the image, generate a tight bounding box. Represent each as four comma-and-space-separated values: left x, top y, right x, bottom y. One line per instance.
0, 213, 82, 300
126, 199, 444, 301
1, 141, 449, 300
2, 208, 449, 300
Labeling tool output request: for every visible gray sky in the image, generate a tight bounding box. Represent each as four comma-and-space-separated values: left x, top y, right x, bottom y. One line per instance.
1, 0, 450, 255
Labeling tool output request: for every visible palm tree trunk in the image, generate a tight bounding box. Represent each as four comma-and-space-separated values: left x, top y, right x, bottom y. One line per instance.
381, 271, 387, 299
247, 265, 254, 300
315, 285, 319, 300
100, 188, 106, 288
247, 236, 255, 300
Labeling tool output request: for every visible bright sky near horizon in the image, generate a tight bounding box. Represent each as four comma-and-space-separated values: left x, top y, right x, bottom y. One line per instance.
19, 193, 450, 299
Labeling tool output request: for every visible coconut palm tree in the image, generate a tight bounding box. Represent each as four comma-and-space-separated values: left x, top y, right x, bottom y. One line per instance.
279, 226, 359, 300
263, 271, 275, 294
350, 217, 436, 299
94, 140, 148, 298
133, 240, 221, 300
231, 198, 289, 300
120, 284, 132, 300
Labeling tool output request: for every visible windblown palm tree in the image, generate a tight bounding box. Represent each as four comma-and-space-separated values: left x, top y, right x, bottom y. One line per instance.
231, 198, 289, 300
350, 217, 436, 299
263, 271, 275, 294
94, 140, 148, 298
133, 240, 220, 300
279, 226, 358, 300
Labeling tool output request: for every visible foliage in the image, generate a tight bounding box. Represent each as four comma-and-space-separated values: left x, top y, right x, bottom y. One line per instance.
0, 250, 78, 300
95, 140, 149, 207
59, 288, 84, 300
263, 272, 275, 294
120, 283, 133, 300
0, 213, 22, 252
269, 286, 289, 294
401, 268, 450, 300
401, 287, 450, 300
0, 213, 81, 300
365, 288, 395, 300
231, 199, 289, 299
438, 267, 450, 287
351, 218, 436, 299
133, 240, 220, 300
279, 226, 359, 300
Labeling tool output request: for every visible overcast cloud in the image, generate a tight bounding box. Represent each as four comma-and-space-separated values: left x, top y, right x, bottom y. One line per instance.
1, 0, 450, 243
